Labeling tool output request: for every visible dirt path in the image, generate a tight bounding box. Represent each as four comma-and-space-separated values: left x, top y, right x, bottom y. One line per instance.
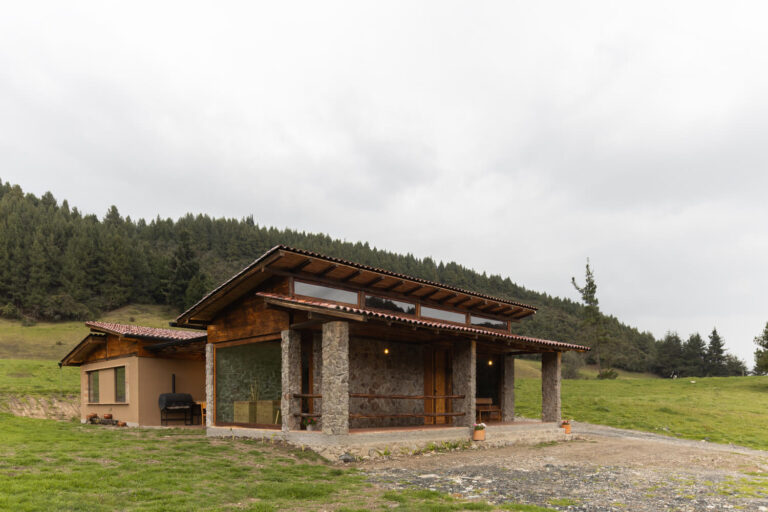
359, 423, 768, 511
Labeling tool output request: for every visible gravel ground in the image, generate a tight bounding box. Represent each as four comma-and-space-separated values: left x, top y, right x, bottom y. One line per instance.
358, 423, 768, 511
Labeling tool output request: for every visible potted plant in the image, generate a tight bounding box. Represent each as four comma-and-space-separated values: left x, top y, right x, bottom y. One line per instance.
303, 417, 318, 431
472, 422, 486, 441
561, 419, 571, 434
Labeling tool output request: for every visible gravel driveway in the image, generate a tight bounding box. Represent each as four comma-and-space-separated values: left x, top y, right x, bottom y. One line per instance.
358, 422, 768, 511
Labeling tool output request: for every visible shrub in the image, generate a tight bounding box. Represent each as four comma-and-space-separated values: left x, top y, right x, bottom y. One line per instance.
597, 368, 618, 380
1, 302, 19, 319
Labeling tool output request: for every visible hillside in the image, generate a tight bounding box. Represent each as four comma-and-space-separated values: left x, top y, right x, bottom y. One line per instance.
0, 304, 176, 360
0, 179, 664, 372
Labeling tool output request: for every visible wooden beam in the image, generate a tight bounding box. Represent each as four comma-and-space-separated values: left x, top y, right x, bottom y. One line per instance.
290, 258, 313, 273
437, 293, 458, 304
341, 270, 361, 282
420, 289, 442, 300
317, 264, 338, 277
404, 285, 424, 296
383, 280, 404, 291
452, 296, 472, 308
363, 275, 385, 287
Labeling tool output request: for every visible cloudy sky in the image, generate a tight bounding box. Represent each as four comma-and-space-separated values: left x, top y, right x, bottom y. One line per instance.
2, 2, 767, 362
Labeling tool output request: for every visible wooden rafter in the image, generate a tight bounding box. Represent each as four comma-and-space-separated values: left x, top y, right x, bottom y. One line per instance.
317, 264, 338, 277
363, 275, 385, 287
383, 280, 404, 291
341, 270, 362, 282
289, 258, 313, 272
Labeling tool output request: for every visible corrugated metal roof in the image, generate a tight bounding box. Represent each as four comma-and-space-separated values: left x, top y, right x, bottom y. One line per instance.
256, 292, 589, 352
85, 321, 207, 342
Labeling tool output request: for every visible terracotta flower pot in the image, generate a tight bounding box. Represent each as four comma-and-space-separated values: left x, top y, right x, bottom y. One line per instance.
86, 413, 98, 420
563, 424, 571, 434
103, 414, 113, 420
117, 421, 127, 427
472, 429, 486, 441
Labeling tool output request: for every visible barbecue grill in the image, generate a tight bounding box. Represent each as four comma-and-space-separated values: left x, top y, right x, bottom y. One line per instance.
158, 393, 199, 425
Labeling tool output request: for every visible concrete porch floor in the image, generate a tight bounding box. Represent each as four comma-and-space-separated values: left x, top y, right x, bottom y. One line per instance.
207, 419, 570, 460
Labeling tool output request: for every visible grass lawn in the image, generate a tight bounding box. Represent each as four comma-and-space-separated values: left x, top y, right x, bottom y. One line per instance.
0, 304, 178, 360
0, 413, 553, 512
0, 359, 79, 396
516, 375, 768, 450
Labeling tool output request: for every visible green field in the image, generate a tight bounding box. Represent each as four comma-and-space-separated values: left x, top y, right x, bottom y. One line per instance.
0, 413, 554, 512
0, 305, 178, 360
515, 375, 768, 449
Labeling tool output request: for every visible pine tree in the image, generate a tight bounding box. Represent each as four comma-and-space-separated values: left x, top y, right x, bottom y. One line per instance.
682, 333, 707, 377
572, 258, 609, 369
706, 328, 727, 376
166, 231, 200, 311
654, 332, 684, 378
754, 322, 768, 375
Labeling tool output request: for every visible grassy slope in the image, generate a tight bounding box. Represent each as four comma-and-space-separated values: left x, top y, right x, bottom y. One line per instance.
0, 304, 178, 360
0, 359, 79, 395
516, 375, 768, 450
0, 414, 553, 512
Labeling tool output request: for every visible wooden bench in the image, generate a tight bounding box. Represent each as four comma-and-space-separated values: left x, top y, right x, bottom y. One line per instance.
475, 397, 501, 422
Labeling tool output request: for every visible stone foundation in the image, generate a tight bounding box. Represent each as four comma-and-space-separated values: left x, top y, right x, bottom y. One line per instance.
207, 421, 570, 461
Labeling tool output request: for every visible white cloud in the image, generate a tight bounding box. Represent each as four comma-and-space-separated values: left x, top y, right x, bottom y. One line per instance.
2, 1, 768, 362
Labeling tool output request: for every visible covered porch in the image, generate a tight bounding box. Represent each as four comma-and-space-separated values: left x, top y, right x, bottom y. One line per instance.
206, 315, 568, 457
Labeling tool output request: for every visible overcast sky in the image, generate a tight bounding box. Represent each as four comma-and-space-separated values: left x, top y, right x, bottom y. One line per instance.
2, 1, 767, 363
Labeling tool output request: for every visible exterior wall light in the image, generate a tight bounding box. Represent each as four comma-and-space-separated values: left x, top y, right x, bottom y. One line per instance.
384, 348, 389, 355
488, 359, 493, 366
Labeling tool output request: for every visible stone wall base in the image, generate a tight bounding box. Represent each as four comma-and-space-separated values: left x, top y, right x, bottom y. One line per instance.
207, 421, 571, 461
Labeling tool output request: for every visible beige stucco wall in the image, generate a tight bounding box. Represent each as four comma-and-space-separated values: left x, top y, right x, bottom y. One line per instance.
137, 358, 205, 426
80, 356, 140, 426
79, 356, 205, 427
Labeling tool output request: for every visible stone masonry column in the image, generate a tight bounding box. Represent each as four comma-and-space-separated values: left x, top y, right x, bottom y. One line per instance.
541, 352, 562, 422
205, 342, 214, 427
281, 329, 302, 432
321, 321, 349, 435
501, 354, 515, 422
452, 339, 476, 428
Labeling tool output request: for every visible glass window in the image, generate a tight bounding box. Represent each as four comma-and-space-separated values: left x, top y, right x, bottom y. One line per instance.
114, 367, 126, 403
364, 295, 416, 315
420, 306, 466, 324
88, 371, 99, 403
294, 281, 358, 304
470, 315, 508, 330
215, 341, 282, 426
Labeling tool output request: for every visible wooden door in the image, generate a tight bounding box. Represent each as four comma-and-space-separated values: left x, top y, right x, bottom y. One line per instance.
424, 347, 451, 425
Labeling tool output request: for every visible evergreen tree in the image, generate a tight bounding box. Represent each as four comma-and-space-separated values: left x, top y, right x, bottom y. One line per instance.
572, 258, 609, 369
166, 231, 200, 311
754, 322, 768, 375
653, 332, 684, 378
681, 333, 707, 377
706, 328, 728, 376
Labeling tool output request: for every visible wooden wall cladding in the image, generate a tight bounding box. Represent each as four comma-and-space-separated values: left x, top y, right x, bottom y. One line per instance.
207, 281, 291, 344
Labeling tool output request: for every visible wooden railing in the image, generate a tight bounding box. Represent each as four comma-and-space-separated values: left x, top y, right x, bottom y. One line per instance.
291, 393, 467, 419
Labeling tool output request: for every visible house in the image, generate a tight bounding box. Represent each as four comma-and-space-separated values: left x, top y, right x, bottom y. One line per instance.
60, 322, 207, 426
173, 245, 589, 457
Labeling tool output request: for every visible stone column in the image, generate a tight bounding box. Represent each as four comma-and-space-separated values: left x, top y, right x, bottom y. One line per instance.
452, 339, 476, 428
501, 354, 515, 422
321, 321, 349, 435
205, 342, 214, 427
541, 351, 562, 422
281, 329, 302, 432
